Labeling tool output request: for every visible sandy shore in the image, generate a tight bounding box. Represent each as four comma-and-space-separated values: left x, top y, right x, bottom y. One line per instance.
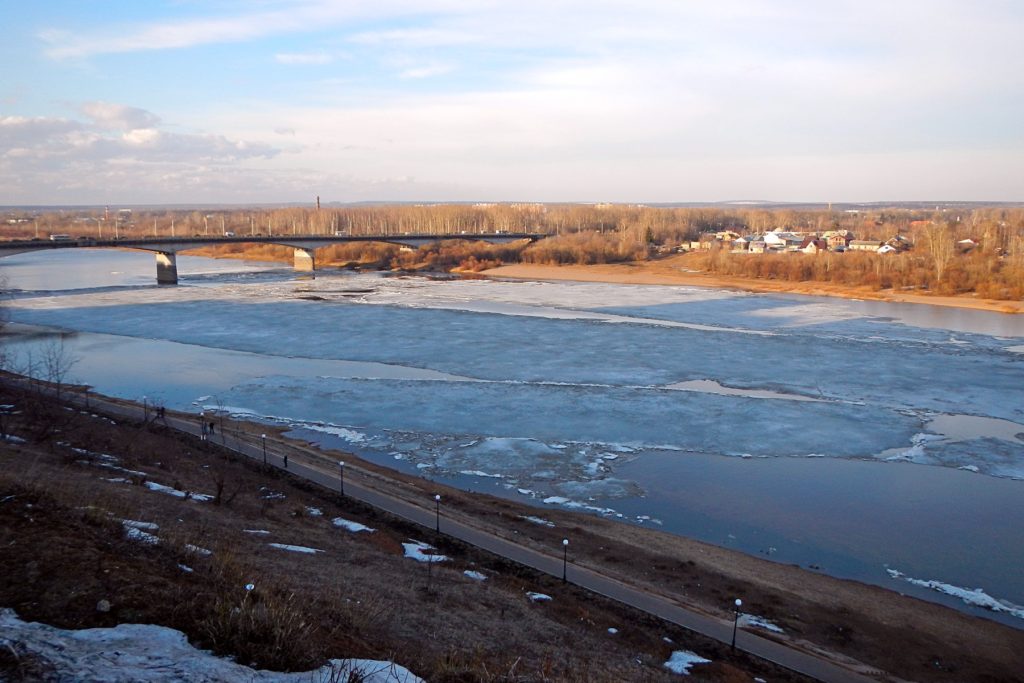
485, 256, 1024, 314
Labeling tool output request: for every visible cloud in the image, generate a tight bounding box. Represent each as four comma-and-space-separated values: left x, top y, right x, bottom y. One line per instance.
81, 102, 161, 130
0, 105, 281, 204
275, 51, 333, 65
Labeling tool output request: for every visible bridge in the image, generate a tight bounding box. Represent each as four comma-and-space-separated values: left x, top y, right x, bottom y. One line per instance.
0, 233, 542, 284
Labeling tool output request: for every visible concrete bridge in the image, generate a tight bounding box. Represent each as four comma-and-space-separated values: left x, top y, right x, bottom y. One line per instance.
0, 233, 542, 284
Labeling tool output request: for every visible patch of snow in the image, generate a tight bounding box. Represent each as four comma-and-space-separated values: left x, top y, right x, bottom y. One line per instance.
663, 650, 711, 675
177, 564, 193, 573
144, 481, 213, 502
123, 524, 158, 546
305, 506, 323, 517
122, 519, 159, 531
402, 540, 448, 563
332, 517, 375, 533
526, 592, 551, 602
0, 608, 424, 682
3, 434, 26, 443
463, 570, 487, 581
959, 465, 980, 473
268, 543, 323, 554
607, 627, 618, 634
243, 529, 271, 535
521, 515, 555, 527
259, 486, 286, 501
185, 544, 213, 556
738, 613, 784, 633
887, 569, 1024, 620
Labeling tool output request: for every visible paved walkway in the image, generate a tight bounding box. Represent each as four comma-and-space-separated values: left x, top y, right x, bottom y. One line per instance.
64, 391, 882, 683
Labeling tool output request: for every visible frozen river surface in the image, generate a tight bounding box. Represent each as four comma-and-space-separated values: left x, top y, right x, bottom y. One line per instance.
4, 249, 1024, 626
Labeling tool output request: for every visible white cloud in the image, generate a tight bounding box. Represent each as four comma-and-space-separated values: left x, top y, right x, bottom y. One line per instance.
81, 102, 160, 131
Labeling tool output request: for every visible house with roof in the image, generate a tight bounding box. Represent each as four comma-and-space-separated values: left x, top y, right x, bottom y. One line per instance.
849, 240, 884, 252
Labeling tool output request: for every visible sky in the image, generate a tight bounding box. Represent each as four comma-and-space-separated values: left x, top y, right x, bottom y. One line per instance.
1, 0, 1022, 205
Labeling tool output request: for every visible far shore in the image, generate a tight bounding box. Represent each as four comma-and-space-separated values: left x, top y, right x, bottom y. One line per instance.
483, 256, 1024, 315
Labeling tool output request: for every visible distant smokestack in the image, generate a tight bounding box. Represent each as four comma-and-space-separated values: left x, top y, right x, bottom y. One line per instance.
316, 195, 320, 211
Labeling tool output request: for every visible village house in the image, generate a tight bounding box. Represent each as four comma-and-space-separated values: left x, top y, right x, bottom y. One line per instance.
822, 229, 854, 250
800, 237, 829, 254
848, 240, 884, 252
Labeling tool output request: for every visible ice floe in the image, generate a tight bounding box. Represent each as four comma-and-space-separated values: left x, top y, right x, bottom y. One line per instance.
887, 569, 1024, 620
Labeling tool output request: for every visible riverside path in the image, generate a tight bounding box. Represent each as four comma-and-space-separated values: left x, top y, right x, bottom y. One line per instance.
51, 388, 881, 683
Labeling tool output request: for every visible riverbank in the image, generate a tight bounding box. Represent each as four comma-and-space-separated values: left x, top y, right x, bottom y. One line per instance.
4, 379, 1021, 682
484, 256, 1024, 314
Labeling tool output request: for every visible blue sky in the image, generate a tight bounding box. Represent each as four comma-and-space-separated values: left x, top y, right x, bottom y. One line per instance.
2, 0, 1022, 205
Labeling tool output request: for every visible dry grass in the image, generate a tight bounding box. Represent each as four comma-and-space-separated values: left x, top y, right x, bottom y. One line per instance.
0, 387, 800, 682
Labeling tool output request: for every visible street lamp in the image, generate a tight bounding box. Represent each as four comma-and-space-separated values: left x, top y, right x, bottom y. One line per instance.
338, 461, 345, 495
261, 434, 267, 465
434, 494, 441, 532
731, 598, 743, 651
562, 539, 569, 582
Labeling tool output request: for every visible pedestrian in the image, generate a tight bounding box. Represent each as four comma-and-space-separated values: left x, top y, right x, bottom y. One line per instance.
209, 421, 215, 435
201, 421, 207, 441
283, 453, 288, 469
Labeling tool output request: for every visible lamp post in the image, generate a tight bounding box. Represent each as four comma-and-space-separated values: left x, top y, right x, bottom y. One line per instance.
142, 396, 147, 421
434, 494, 441, 532
200, 411, 205, 441
562, 539, 569, 582
261, 434, 267, 465
731, 598, 743, 651
338, 461, 345, 495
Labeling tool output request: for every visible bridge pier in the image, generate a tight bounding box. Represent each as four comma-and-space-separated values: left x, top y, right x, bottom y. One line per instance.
155, 252, 178, 285
293, 247, 316, 273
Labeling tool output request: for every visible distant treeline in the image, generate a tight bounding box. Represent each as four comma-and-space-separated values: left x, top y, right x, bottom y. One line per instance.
4, 204, 1024, 299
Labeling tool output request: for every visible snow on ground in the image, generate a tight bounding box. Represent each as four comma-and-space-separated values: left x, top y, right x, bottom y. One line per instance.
268, 543, 323, 554
243, 529, 271, 535
526, 592, 551, 602
521, 515, 555, 527
122, 520, 159, 545
305, 506, 323, 516
402, 541, 448, 563
607, 627, 618, 634
738, 613, 784, 633
663, 650, 711, 675
463, 570, 487, 581
144, 481, 214, 502
3, 433, 26, 443
185, 544, 213, 556
887, 569, 1024, 620
332, 517, 375, 533
0, 608, 423, 683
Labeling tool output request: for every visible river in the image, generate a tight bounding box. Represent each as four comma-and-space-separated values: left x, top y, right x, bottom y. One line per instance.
3, 248, 1023, 627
